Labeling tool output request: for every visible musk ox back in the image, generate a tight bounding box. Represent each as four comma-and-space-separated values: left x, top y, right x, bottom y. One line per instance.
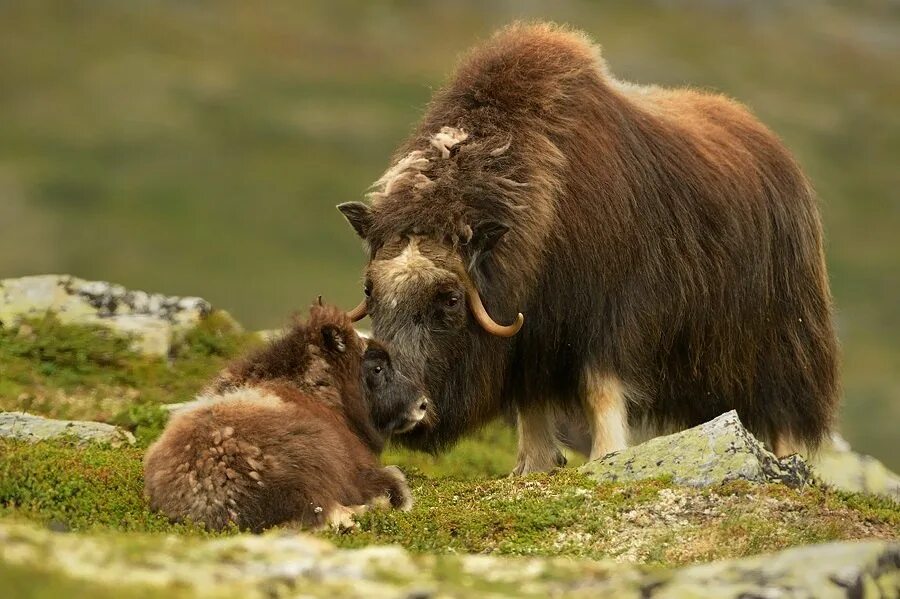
143, 303, 426, 531
338, 23, 839, 473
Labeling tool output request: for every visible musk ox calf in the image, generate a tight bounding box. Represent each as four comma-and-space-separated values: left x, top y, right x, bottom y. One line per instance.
338, 23, 839, 473
144, 303, 427, 531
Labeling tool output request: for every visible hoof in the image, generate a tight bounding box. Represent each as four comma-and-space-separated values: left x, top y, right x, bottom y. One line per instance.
511, 448, 567, 476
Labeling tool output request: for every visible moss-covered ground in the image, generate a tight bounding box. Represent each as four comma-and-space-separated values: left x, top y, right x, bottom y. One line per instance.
0, 313, 258, 445
0, 318, 898, 570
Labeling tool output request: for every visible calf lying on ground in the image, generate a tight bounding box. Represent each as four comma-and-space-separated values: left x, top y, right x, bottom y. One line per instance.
143, 303, 428, 532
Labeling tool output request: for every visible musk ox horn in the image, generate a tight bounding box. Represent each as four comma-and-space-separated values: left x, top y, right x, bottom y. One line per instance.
347, 299, 368, 322
461, 273, 524, 338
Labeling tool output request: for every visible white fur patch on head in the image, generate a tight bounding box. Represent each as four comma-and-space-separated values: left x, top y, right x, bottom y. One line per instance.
430, 126, 468, 158
369, 150, 430, 202
368, 126, 468, 204
372, 236, 447, 303
384, 237, 436, 285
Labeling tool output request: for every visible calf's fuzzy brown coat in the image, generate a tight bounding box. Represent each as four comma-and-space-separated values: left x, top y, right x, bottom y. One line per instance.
144, 304, 420, 532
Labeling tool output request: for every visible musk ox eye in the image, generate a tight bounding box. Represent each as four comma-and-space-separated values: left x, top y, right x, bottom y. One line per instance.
373, 365, 383, 374
446, 294, 460, 308
364, 281, 373, 297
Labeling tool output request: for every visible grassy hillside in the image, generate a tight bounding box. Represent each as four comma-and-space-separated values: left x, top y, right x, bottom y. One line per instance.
0, 318, 898, 568
0, 1, 897, 466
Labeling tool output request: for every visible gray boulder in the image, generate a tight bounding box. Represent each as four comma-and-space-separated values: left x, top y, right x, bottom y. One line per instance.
0, 412, 135, 447
581, 411, 811, 488
813, 434, 900, 501
643, 540, 900, 598
0, 274, 233, 356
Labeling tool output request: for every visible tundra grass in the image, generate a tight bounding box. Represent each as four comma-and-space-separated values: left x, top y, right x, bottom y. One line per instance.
1, 435, 898, 567
0, 318, 898, 568
0, 313, 258, 445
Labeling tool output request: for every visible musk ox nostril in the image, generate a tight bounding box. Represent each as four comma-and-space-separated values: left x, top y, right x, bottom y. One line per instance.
419, 398, 429, 412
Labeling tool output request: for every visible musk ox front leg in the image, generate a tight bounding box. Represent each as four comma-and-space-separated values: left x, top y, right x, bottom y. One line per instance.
512, 403, 567, 475
582, 371, 630, 461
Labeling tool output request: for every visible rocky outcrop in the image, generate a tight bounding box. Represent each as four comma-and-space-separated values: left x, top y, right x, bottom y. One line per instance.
0, 275, 231, 356
0, 412, 135, 447
815, 435, 900, 501
581, 411, 811, 488
0, 520, 897, 598
646, 540, 900, 598
579, 410, 900, 501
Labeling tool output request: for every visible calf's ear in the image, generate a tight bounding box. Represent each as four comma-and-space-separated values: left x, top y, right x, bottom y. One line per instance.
322, 325, 347, 354
337, 202, 373, 240
464, 220, 510, 271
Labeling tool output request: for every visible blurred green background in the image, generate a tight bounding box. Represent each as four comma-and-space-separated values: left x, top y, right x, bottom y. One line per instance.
0, 1, 897, 467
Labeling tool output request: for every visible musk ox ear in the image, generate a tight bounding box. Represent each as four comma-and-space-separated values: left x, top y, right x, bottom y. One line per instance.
321, 324, 347, 354
465, 220, 510, 270
337, 202, 373, 240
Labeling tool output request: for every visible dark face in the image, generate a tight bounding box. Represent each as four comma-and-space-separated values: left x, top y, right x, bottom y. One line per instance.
365, 236, 471, 436
338, 204, 520, 452
362, 339, 429, 437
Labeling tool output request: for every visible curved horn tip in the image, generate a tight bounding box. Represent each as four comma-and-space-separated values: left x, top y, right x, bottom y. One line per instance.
347, 300, 368, 323
499, 312, 525, 338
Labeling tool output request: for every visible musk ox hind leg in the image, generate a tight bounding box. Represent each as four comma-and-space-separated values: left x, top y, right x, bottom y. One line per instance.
772, 432, 808, 459
512, 403, 567, 475
581, 371, 630, 461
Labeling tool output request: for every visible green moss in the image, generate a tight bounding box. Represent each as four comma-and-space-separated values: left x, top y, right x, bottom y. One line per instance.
0, 315, 897, 570
112, 404, 170, 447
0, 433, 897, 567
0, 438, 211, 535
382, 422, 585, 480
825, 488, 900, 527
0, 313, 258, 443
0, 314, 134, 388
174, 310, 252, 360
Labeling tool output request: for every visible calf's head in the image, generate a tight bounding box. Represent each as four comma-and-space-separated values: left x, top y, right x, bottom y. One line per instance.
301, 302, 429, 450
362, 338, 429, 437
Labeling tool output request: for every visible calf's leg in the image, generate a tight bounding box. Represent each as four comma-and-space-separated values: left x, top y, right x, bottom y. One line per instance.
356, 465, 414, 511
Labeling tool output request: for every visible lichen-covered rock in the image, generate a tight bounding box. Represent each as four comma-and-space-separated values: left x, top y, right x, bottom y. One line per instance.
581, 411, 811, 488
814, 434, 900, 501
0, 274, 236, 356
0, 412, 135, 447
643, 540, 900, 598
0, 520, 897, 598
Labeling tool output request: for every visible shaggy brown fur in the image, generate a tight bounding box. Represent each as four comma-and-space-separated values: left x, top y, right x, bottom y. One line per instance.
143, 304, 425, 532
339, 23, 839, 472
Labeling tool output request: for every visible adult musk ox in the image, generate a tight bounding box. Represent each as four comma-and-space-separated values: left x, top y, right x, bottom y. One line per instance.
338, 23, 839, 474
